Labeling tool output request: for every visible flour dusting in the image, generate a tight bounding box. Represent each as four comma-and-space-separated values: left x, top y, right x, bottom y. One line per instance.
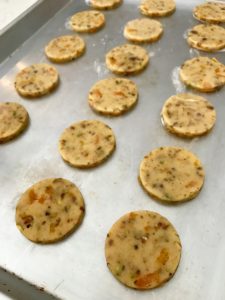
183, 29, 189, 39
65, 16, 72, 30
171, 66, 185, 93
149, 51, 155, 57
189, 48, 200, 58
85, 0, 92, 6
93, 59, 109, 78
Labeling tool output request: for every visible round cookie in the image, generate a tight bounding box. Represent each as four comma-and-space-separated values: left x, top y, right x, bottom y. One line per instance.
15, 64, 59, 98
105, 210, 182, 289
187, 24, 225, 52
16, 178, 85, 243
88, 78, 138, 116
0, 102, 29, 143
124, 18, 163, 43
179, 56, 225, 92
140, 0, 176, 17
139, 147, 205, 202
59, 120, 116, 168
45, 35, 85, 63
161, 93, 216, 138
105, 44, 149, 75
89, 0, 122, 10
193, 2, 225, 24
70, 10, 105, 33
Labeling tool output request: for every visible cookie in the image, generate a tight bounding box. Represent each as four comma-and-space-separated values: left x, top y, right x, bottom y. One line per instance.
15, 64, 59, 98
140, 0, 176, 17
193, 2, 225, 24
106, 44, 149, 75
70, 10, 105, 33
161, 93, 216, 138
59, 120, 116, 168
187, 24, 225, 52
45, 35, 85, 63
89, 0, 122, 10
0, 102, 29, 143
16, 178, 85, 243
179, 56, 225, 92
88, 78, 138, 116
139, 147, 204, 202
105, 210, 182, 289
124, 18, 163, 43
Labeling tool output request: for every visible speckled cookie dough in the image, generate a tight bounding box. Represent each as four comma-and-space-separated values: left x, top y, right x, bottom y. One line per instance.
106, 44, 149, 75
161, 93, 216, 138
59, 120, 116, 168
105, 210, 182, 289
140, 0, 176, 17
0, 102, 29, 143
139, 147, 205, 202
187, 24, 225, 52
179, 56, 225, 92
70, 10, 105, 33
89, 0, 122, 10
45, 35, 85, 63
88, 78, 138, 116
15, 64, 59, 98
16, 178, 85, 243
124, 18, 163, 43
193, 2, 225, 24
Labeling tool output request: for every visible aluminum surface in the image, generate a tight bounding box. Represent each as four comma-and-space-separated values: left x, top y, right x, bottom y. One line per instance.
0, 0, 225, 299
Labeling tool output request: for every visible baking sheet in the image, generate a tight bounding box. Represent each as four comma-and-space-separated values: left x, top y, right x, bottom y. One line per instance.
0, 0, 225, 299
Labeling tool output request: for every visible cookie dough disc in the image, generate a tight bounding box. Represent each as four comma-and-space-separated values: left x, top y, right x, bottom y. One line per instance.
16, 178, 85, 243
105, 210, 182, 289
124, 18, 163, 43
89, 0, 122, 10
59, 120, 116, 168
140, 0, 176, 17
70, 10, 105, 33
161, 93, 216, 137
187, 24, 225, 52
106, 44, 149, 75
139, 147, 204, 202
193, 2, 225, 24
15, 64, 59, 98
0, 102, 29, 143
179, 57, 225, 92
45, 35, 85, 63
88, 78, 138, 116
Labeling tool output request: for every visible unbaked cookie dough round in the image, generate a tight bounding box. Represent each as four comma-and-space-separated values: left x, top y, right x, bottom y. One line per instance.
59, 120, 116, 168
88, 78, 138, 116
179, 56, 225, 92
124, 18, 163, 43
161, 93, 216, 137
139, 147, 205, 202
106, 44, 149, 75
45, 35, 85, 63
89, 0, 122, 10
16, 178, 85, 243
15, 64, 59, 98
140, 0, 176, 17
0, 102, 29, 143
193, 2, 225, 24
105, 210, 182, 289
70, 10, 105, 33
187, 24, 225, 52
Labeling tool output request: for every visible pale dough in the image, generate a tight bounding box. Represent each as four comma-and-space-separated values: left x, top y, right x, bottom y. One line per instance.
139, 147, 205, 202
59, 120, 116, 168
105, 210, 181, 289
88, 78, 138, 116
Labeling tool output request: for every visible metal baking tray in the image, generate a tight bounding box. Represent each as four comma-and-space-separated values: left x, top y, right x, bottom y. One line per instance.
0, 0, 225, 299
